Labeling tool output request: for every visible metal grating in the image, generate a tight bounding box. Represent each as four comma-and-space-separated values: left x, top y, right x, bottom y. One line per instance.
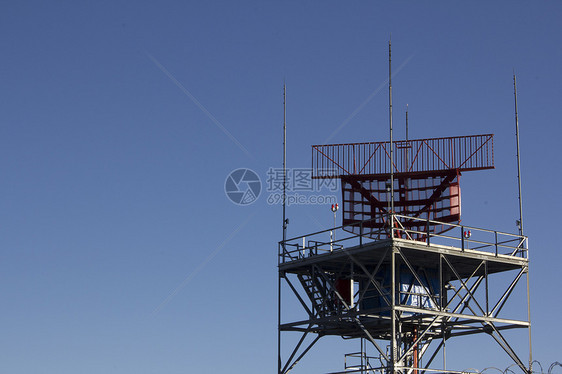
342, 171, 461, 238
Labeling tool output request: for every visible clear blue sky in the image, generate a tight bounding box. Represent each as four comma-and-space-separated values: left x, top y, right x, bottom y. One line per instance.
0, 1, 560, 373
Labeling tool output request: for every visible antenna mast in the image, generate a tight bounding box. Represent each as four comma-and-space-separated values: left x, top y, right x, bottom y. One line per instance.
514, 72, 532, 374
513, 74, 523, 236
389, 39, 394, 213
283, 84, 288, 242
279, 84, 287, 374
406, 104, 409, 142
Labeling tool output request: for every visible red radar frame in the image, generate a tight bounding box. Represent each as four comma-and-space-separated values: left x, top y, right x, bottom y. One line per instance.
312, 134, 494, 238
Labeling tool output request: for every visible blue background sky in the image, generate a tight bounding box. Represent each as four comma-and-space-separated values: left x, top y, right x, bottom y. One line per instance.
0, 1, 561, 373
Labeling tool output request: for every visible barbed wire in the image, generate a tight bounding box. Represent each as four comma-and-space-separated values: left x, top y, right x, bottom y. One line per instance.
462, 361, 562, 374
547, 362, 562, 374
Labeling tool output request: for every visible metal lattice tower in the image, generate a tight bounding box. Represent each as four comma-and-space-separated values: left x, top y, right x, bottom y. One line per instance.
278, 134, 531, 374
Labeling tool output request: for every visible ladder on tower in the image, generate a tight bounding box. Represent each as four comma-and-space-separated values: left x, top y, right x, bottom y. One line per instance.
297, 273, 333, 318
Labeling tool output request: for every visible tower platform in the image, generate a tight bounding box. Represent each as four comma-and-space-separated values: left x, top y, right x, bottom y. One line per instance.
278, 214, 530, 373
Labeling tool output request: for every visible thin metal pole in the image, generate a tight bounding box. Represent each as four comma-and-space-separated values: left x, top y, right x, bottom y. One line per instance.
440, 253, 446, 372
443, 327, 446, 371
514, 74, 524, 236
361, 338, 364, 374
278, 273, 282, 374
405, 104, 409, 214
514, 74, 532, 372
406, 104, 409, 142
283, 84, 287, 242
334, 205, 338, 245
526, 263, 532, 373
391, 247, 397, 373
389, 39, 394, 214
279, 84, 287, 374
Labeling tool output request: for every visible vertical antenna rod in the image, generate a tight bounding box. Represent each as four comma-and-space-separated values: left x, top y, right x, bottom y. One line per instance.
283, 84, 287, 242
405, 104, 409, 142
404, 104, 409, 215
514, 72, 532, 374
513, 74, 523, 236
389, 39, 394, 214
279, 84, 287, 374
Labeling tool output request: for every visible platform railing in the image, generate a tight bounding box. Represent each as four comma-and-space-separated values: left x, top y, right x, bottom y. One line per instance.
279, 213, 528, 264
278, 215, 386, 264
390, 213, 528, 258
344, 351, 379, 373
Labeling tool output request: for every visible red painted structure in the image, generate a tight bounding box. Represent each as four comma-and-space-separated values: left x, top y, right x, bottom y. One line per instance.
312, 134, 494, 238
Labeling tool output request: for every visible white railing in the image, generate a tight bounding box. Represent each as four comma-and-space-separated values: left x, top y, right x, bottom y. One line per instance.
279, 213, 528, 264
